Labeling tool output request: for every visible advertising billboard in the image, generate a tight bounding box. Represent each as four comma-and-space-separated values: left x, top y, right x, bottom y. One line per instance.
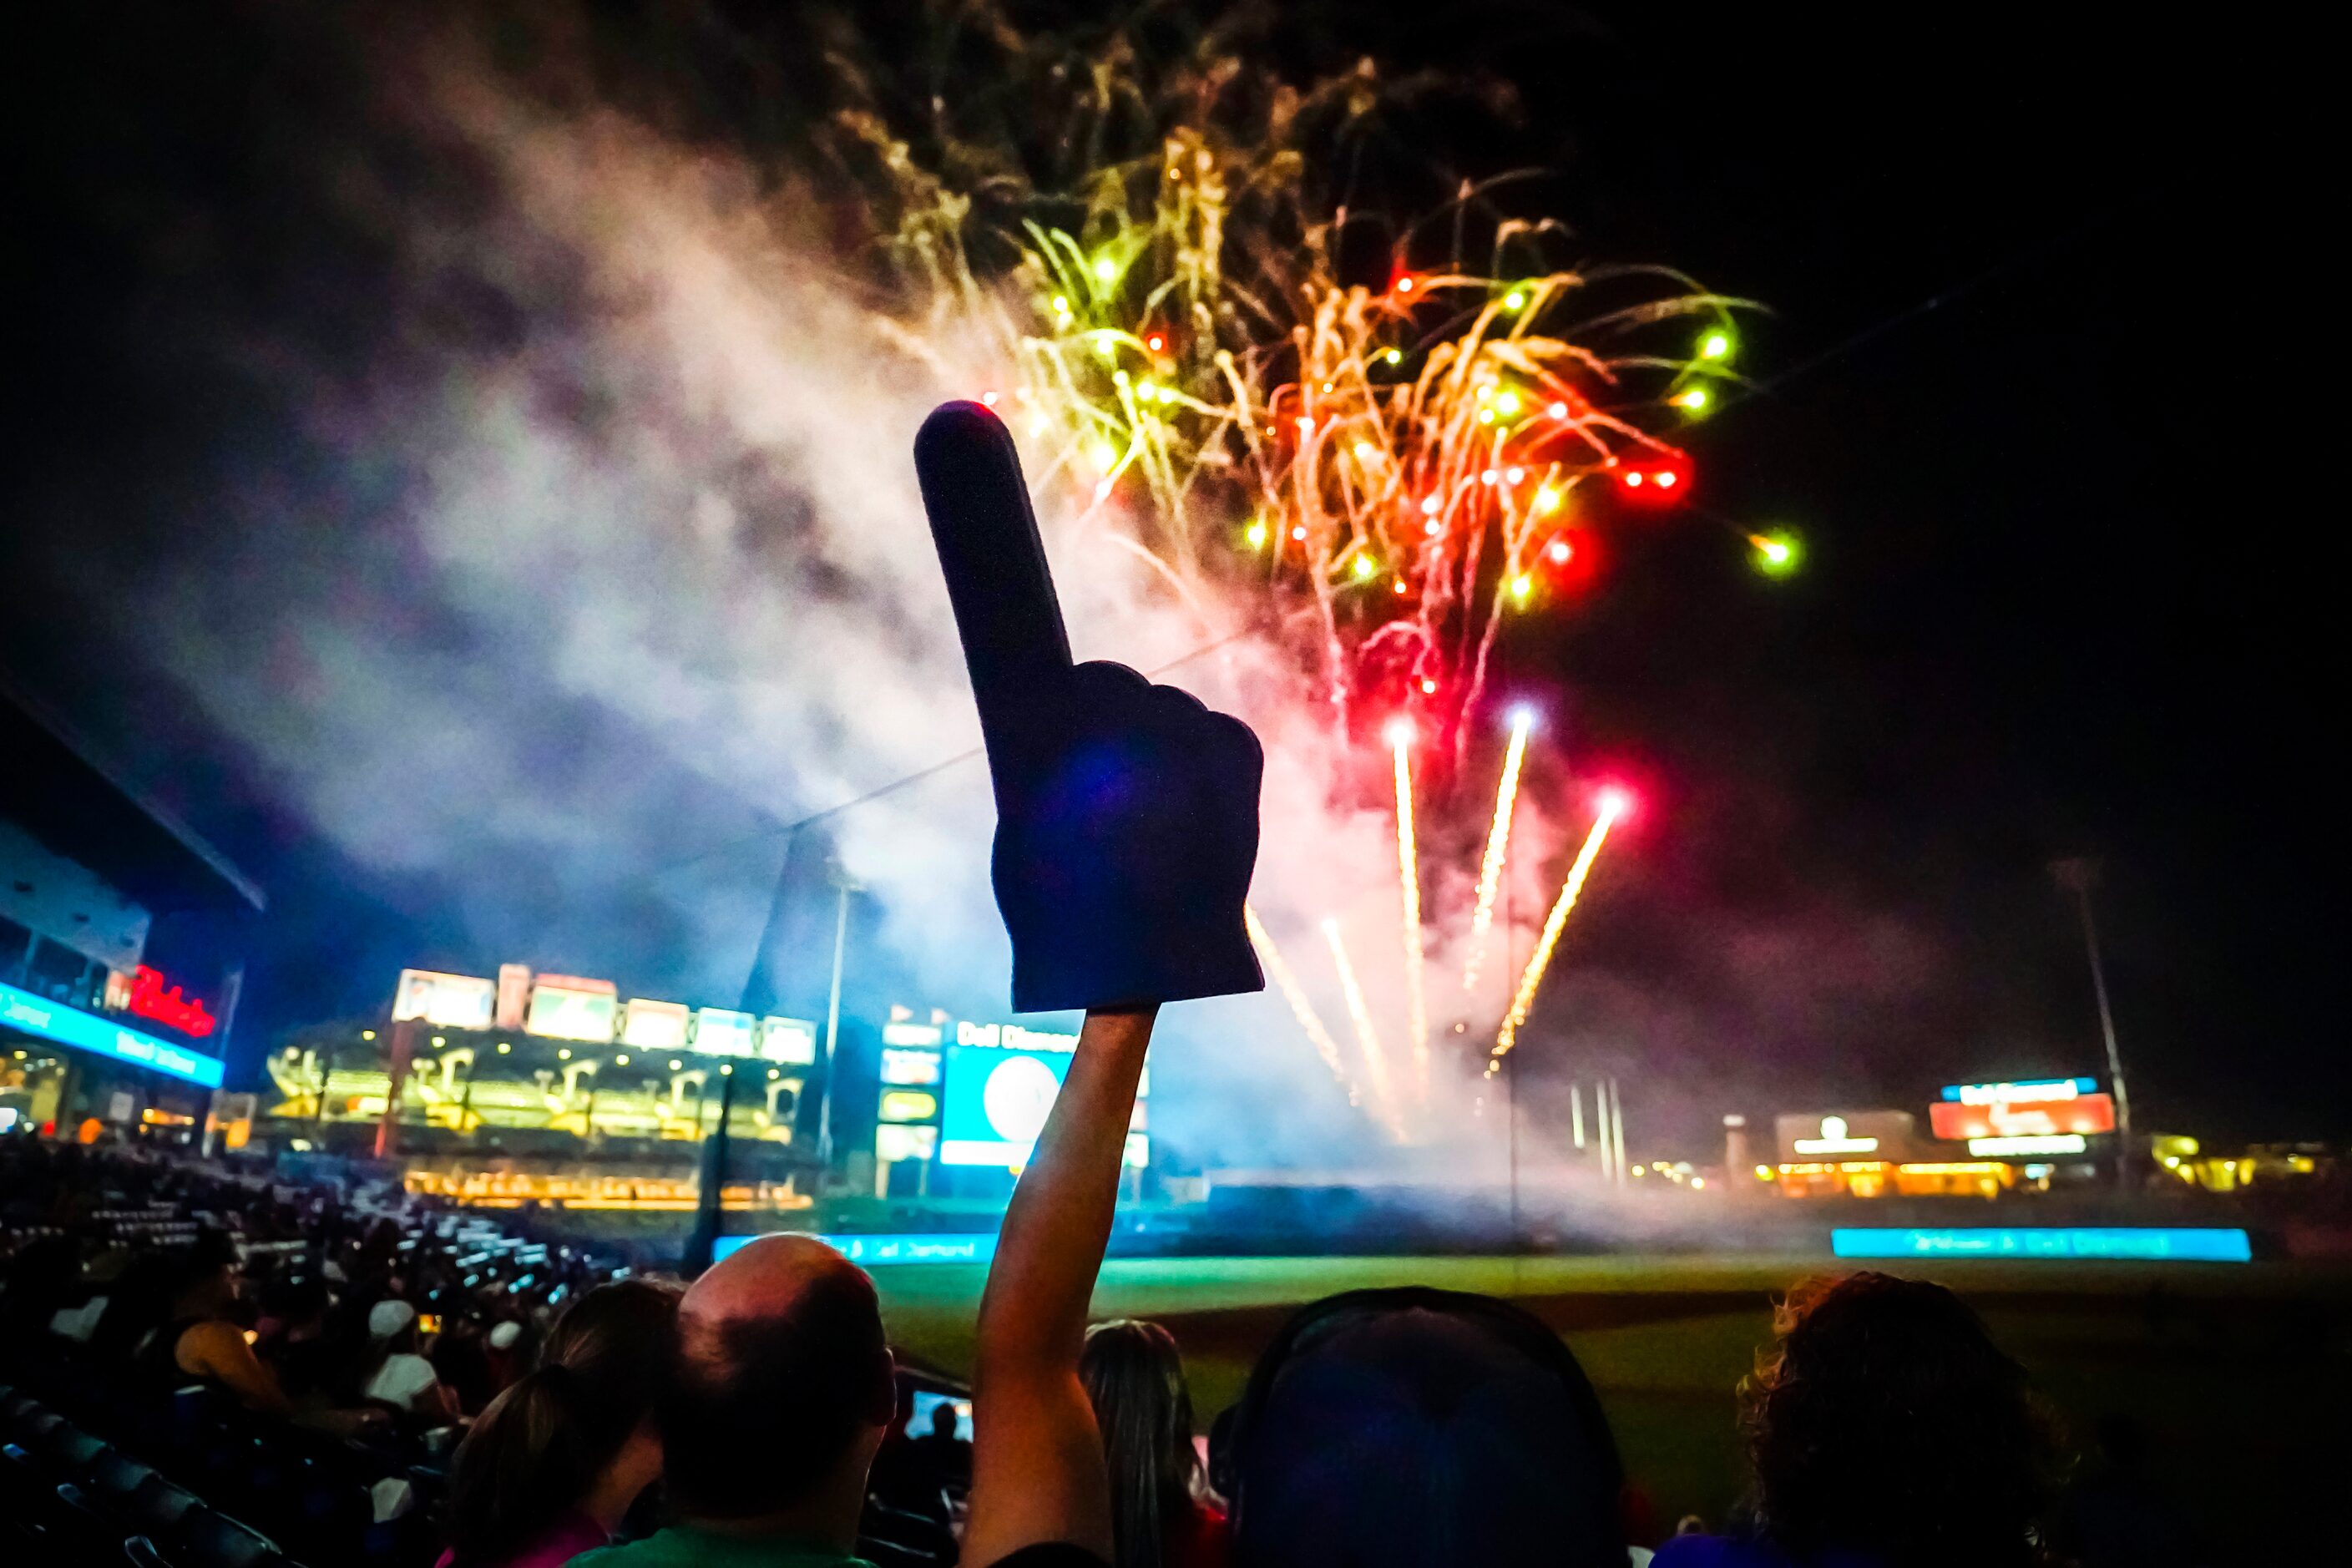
620, 999, 691, 1051
525, 976, 619, 1043
940, 1033, 1146, 1168
874, 1125, 940, 1163
391, 969, 497, 1031
1930, 1095, 2114, 1141
761, 1017, 818, 1065
1, 979, 225, 1089
1775, 1110, 1916, 1161
692, 1009, 756, 1058
879, 1089, 940, 1124
880, 1048, 942, 1085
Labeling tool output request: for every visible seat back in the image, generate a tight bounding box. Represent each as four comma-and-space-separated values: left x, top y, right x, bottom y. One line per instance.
172, 1504, 282, 1568
127, 1469, 201, 1532
91, 1447, 156, 1501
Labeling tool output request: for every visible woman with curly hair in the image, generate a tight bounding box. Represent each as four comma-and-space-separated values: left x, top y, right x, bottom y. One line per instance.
1656, 1272, 2066, 1568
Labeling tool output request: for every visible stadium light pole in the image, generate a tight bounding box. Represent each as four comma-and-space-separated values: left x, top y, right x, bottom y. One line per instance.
2051, 857, 2132, 1186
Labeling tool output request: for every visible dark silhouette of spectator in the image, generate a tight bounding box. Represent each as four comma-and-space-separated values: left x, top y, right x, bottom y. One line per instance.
1214, 1287, 1626, 1567
867, 1376, 940, 1520
255, 1271, 340, 1404
909, 1397, 974, 1494
569, 1235, 897, 1567
1655, 1272, 2066, 1568
123, 1225, 378, 1439
1080, 1320, 1227, 1568
440, 1278, 681, 1568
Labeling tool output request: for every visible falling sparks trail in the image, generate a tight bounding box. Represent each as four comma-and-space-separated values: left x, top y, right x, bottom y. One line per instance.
1324, 918, 1403, 1136
1492, 801, 1621, 1064
1393, 732, 1429, 1102
1246, 903, 1353, 1102
1459, 711, 1532, 994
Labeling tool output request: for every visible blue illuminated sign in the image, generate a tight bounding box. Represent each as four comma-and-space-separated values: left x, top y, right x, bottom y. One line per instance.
1940, 1077, 2097, 1102
0, 979, 226, 1089
711, 1232, 994, 1266
1832, 1227, 2251, 1263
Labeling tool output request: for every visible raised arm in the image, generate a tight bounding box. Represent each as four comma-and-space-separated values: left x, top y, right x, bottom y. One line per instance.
963, 1007, 1156, 1565
914, 400, 1262, 1568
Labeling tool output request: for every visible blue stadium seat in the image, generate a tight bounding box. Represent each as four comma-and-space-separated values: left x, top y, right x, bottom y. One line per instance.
86, 1447, 156, 1506
124, 1471, 202, 1535
168, 1505, 286, 1568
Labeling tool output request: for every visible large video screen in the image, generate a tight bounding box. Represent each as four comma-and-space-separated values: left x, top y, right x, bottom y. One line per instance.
939, 1040, 1146, 1168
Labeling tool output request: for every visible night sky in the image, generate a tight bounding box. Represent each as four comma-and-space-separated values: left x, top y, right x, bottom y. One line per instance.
4, 3, 2334, 1152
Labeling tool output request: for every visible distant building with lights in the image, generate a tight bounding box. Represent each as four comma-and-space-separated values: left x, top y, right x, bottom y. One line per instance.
0, 682, 260, 1141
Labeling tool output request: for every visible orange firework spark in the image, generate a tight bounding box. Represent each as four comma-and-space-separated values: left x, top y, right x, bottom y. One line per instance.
1491, 798, 1622, 1064
1245, 903, 1353, 1102
1460, 708, 1533, 992
1323, 918, 1404, 1136
1390, 725, 1429, 1100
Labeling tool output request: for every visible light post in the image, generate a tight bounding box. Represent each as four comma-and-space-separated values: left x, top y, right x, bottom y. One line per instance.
2051, 857, 2132, 1186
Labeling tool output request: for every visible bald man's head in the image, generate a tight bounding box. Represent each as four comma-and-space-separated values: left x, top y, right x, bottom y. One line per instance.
659, 1237, 895, 1520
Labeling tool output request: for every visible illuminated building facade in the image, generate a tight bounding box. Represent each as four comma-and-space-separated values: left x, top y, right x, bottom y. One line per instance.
2, 683, 255, 1141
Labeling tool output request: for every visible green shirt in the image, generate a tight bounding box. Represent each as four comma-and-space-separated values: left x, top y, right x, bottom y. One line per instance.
566, 1525, 875, 1568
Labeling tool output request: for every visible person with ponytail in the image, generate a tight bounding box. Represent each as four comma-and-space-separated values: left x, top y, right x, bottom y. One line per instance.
1079, 1320, 1230, 1568
438, 1278, 682, 1568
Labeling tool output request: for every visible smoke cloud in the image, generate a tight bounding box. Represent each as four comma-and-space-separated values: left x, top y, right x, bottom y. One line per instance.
11, 6, 2021, 1175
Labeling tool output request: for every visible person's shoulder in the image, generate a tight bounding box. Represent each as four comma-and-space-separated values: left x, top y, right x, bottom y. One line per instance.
177, 1318, 247, 1359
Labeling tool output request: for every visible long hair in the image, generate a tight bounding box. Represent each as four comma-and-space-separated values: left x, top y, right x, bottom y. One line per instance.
1740, 1272, 2066, 1568
442, 1279, 682, 1566
1080, 1319, 1204, 1568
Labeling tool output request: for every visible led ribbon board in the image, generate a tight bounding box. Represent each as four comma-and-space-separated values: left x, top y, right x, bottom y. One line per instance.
1833, 1227, 2251, 1262
1, 979, 225, 1089
1943, 1077, 2097, 1103
711, 1232, 995, 1266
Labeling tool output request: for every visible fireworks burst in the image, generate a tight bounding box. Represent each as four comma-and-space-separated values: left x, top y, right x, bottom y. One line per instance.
812, 7, 1729, 1128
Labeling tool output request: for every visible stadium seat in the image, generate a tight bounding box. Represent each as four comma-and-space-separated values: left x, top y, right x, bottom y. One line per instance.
32, 1419, 108, 1474
125, 1471, 202, 1535
88, 1447, 157, 1506
860, 1499, 959, 1566
168, 1505, 286, 1568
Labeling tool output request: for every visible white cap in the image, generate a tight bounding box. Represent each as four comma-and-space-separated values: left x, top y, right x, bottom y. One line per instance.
488, 1321, 522, 1351
367, 1299, 417, 1341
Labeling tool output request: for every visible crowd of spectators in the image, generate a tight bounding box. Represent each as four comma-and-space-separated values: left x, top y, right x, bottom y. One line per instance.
3, 1077, 2191, 1568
